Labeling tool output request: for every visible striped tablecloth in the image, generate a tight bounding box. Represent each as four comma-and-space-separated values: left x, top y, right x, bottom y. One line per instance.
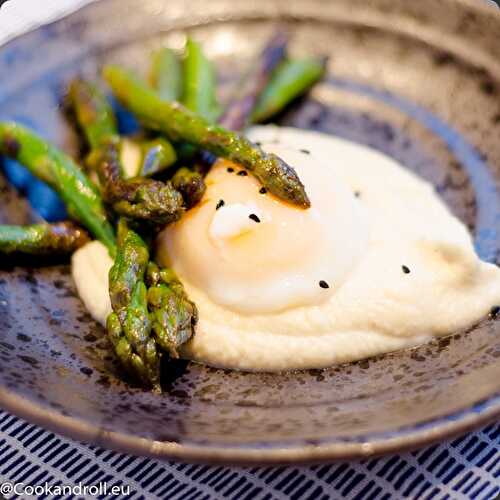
0, 1, 499, 499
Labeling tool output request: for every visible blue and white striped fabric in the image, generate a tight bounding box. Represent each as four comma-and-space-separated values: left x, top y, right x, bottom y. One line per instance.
0, 410, 499, 499
0, 2, 499, 499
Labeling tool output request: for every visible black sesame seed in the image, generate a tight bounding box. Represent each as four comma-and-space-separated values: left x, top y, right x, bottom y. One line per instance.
354, 191, 361, 198
255, 141, 262, 146
216, 199, 225, 210
319, 280, 329, 289
300, 148, 310, 155
227, 167, 234, 173
249, 213, 261, 223
259, 187, 267, 194
402, 265, 410, 274
490, 305, 500, 318
237, 170, 248, 176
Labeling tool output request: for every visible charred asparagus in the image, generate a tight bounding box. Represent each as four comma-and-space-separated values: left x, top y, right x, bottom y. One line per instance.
171, 167, 206, 208
0, 222, 90, 255
107, 219, 161, 390
67, 78, 117, 151
146, 262, 197, 358
251, 57, 326, 123
68, 79, 183, 224
0, 122, 116, 252
149, 48, 183, 102
182, 38, 220, 122
219, 31, 288, 130
102, 65, 310, 208
89, 138, 184, 225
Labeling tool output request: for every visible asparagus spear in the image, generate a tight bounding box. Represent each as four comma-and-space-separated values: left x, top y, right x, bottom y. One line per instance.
56, 92, 171, 191
176, 38, 217, 202
0, 222, 89, 255
148, 45, 204, 182
149, 48, 183, 102
89, 137, 184, 225
67, 78, 117, 150
171, 167, 206, 208
218, 31, 288, 130
146, 262, 197, 358
107, 219, 161, 390
182, 38, 220, 122
103, 65, 310, 208
147, 45, 201, 350
188, 33, 288, 165
119, 137, 178, 179
67, 79, 184, 224
139, 137, 177, 177
170, 38, 219, 181
0, 122, 116, 252
251, 58, 326, 123
67, 79, 195, 389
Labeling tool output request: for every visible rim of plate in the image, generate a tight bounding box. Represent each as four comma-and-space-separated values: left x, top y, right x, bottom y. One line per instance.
1, 389, 499, 464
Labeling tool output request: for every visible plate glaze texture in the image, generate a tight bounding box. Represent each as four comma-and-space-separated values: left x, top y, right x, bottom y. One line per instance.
0, 0, 499, 464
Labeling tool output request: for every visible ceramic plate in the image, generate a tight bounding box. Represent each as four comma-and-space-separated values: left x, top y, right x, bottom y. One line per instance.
0, 0, 499, 464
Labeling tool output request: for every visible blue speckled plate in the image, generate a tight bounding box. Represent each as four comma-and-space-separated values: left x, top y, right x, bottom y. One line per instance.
0, 0, 499, 464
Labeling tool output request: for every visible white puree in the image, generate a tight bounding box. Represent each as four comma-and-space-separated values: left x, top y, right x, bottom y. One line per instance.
72, 126, 500, 371
72, 240, 113, 325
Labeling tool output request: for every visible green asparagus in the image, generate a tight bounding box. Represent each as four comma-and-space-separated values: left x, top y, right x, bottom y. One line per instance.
67, 79, 184, 225
139, 138, 177, 177
149, 46, 200, 165
251, 58, 326, 123
89, 137, 184, 225
149, 48, 183, 102
103, 65, 310, 208
119, 137, 177, 179
175, 38, 215, 204
0, 122, 116, 252
171, 167, 206, 208
64, 79, 196, 391
146, 262, 197, 358
0, 222, 89, 255
67, 78, 117, 150
182, 38, 220, 122
219, 31, 288, 130
107, 219, 161, 390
